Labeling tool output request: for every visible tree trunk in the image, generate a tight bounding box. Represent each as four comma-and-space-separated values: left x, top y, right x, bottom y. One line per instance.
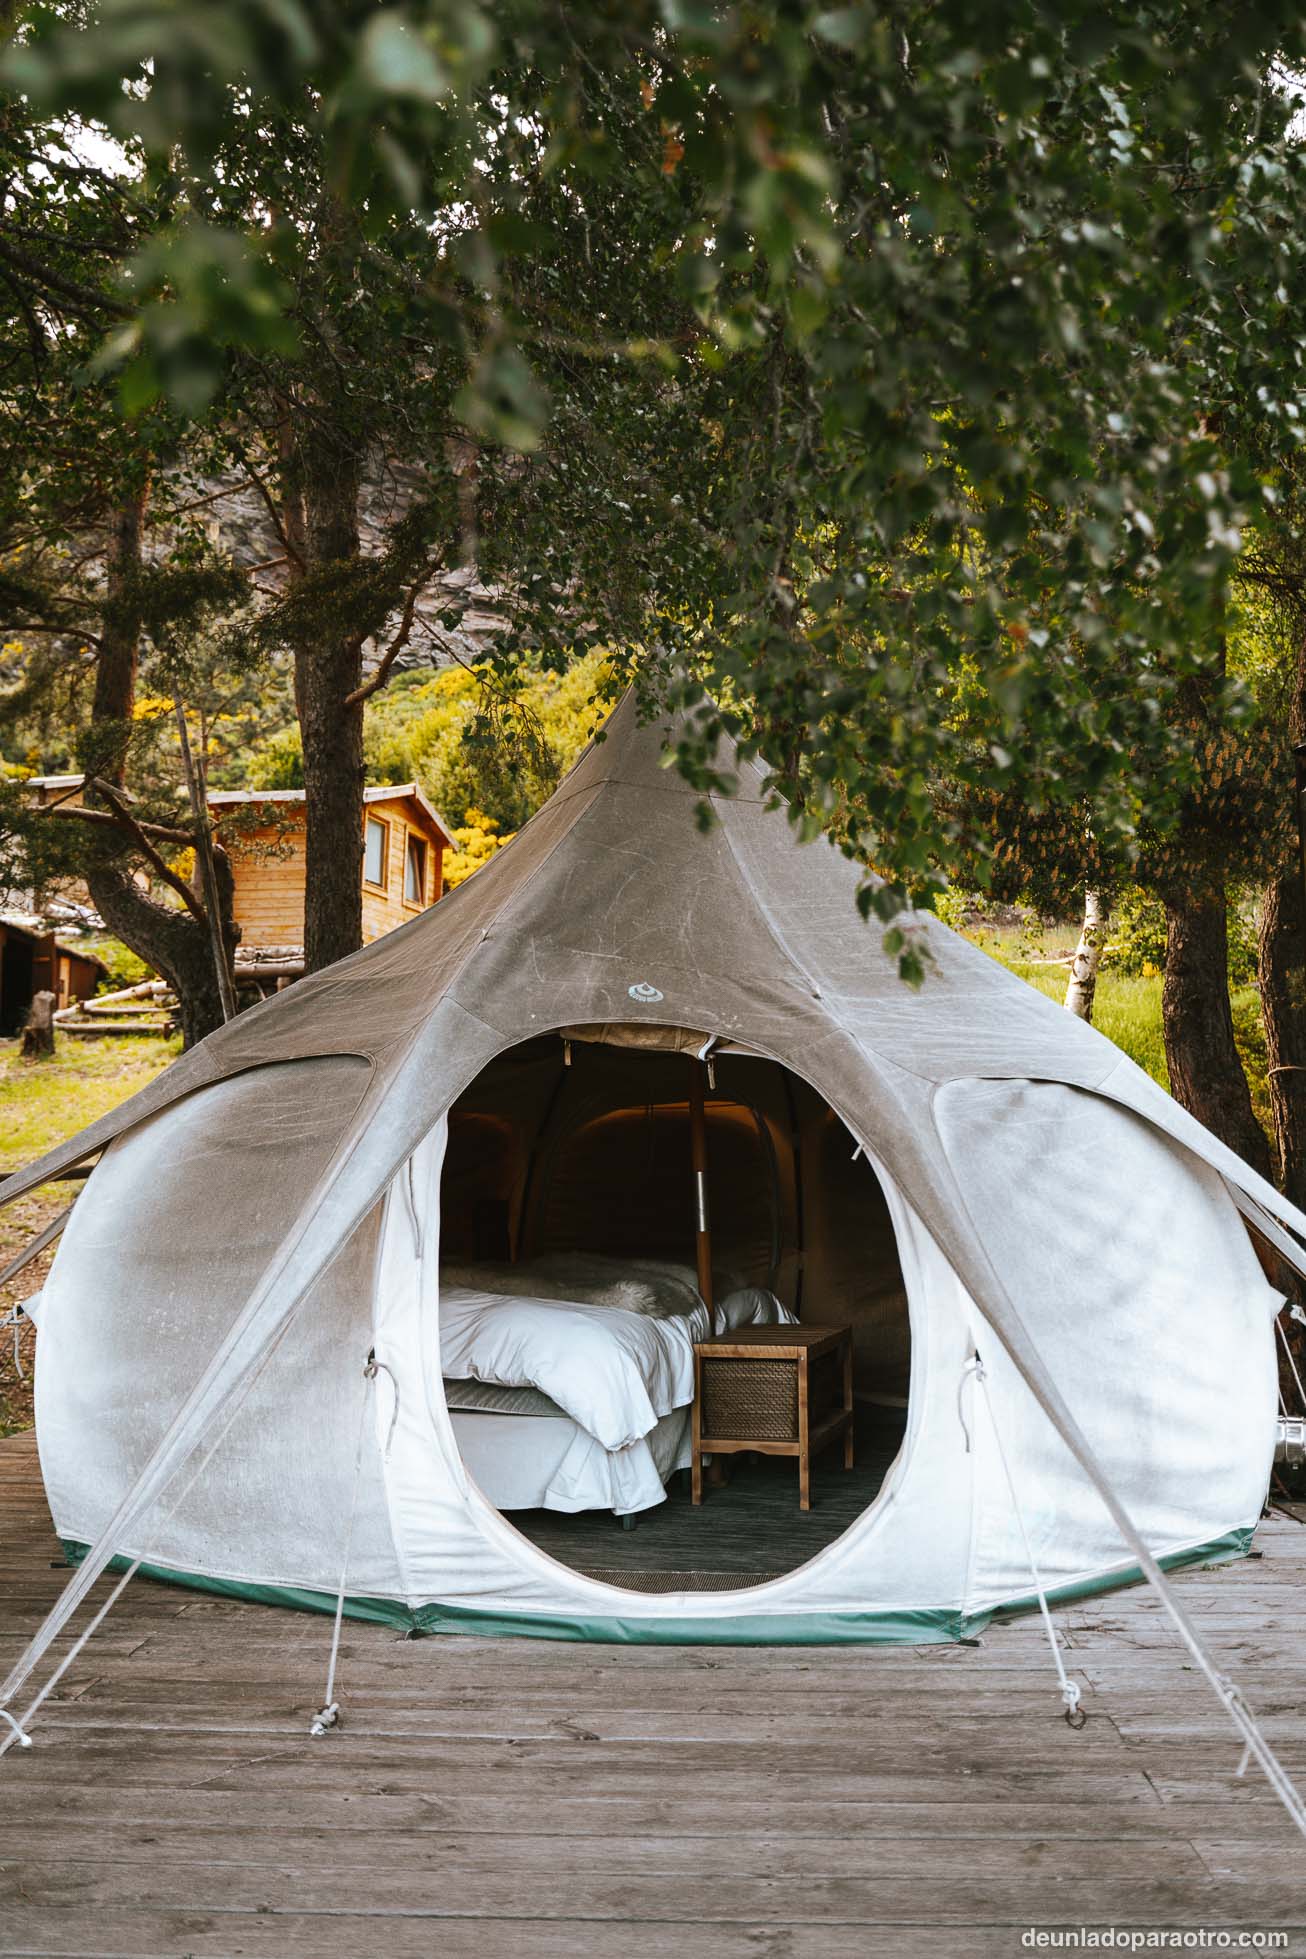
1064, 889, 1108, 1023
1259, 874, 1306, 1213
88, 860, 236, 1051
1258, 629, 1306, 1214
282, 425, 365, 973
174, 700, 236, 1024
20, 990, 55, 1060
83, 487, 239, 1050
1162, 885, 1272, 1179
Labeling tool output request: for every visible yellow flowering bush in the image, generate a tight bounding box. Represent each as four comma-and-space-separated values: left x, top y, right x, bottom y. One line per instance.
443, 810, 516, 889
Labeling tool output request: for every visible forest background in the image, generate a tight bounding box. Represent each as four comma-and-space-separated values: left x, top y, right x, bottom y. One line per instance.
3, 0, 1306, 1230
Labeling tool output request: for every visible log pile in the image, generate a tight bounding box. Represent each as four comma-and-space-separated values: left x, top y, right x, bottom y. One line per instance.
52, 979, 177, 1039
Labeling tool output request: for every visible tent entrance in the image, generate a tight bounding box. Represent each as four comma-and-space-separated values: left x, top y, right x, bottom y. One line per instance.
439, 1031, 912, 1590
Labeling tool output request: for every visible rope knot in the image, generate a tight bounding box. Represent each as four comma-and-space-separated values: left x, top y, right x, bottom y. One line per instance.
309, 1701, 339, 1738
1061, 1680, 1087, 1730
0, 1707, 33, 1750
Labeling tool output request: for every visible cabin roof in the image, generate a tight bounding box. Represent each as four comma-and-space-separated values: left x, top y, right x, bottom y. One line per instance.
0, 911, 108, 974
206, 782, 455, 846
25, 773, 455, 848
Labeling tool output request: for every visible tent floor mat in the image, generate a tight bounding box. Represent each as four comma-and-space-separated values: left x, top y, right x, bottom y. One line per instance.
578, 1567, 785, 1593
512, 1405, 907, 1580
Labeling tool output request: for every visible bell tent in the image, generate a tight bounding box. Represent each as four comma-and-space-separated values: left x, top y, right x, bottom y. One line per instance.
2, 688, 1303, 1676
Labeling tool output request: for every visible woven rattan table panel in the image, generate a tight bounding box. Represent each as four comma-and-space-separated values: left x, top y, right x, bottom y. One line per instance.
701, 1357, 799, 1441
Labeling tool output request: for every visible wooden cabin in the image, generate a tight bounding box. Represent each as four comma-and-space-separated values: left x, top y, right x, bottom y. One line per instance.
0, 915, 107, 1037
207, 785, 455, 985
24, 773, 87, 812
22, 775, 454, 991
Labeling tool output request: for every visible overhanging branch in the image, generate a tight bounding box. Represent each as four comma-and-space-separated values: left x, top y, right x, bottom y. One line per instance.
45, 804, 196, 847
83, 778, 208, 927
0, 235, 131, 321
345, 565, 432, 707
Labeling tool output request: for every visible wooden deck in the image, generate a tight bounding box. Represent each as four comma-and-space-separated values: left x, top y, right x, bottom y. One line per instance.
3, 1429, 1306, 1957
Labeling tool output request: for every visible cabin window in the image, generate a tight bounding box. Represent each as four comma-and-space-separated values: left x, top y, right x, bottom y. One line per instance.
404, 832, 428, 906
363, 815, 389, 889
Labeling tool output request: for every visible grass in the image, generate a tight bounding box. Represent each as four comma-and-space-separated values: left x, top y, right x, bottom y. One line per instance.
0, 1031, 178, 1436
0, 1032, 179, 1176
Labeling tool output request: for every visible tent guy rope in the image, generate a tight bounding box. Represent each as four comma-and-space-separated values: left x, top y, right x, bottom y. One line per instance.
966, 1351, 1085, 1729
311, 1353, 384, 1738
0, 1203, 72, 1292
1, 1304, 29, 1379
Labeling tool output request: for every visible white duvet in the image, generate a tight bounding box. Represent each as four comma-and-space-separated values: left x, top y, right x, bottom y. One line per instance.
439, 1261, 792, 1454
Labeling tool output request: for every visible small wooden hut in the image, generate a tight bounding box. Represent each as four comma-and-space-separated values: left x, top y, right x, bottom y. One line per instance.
0, 916, 107, 1037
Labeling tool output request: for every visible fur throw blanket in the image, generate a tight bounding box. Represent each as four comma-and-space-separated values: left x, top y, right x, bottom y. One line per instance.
439, 1251, 728, 1320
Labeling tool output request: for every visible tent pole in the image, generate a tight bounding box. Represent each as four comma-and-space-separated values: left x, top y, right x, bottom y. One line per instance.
689, 1058, 714, 1328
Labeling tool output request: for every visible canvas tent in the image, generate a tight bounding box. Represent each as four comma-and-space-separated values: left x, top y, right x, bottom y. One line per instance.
2, 689, 1306, 1707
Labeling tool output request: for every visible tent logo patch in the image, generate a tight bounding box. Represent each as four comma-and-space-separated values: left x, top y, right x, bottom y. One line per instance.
628, 981, 663, 1003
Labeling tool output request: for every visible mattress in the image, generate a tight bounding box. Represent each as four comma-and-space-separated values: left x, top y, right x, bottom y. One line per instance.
443, 1377, 566, 1419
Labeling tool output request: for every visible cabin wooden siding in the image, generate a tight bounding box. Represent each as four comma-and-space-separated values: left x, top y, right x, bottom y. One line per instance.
360, 797, 444, 941
54, 945, 104, 1009
21, 774, 450, 971
220, 809, 309, 950
217, 792, 447, 952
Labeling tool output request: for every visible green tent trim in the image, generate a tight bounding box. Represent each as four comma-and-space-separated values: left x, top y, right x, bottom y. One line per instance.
61, 1525, 1254, 1646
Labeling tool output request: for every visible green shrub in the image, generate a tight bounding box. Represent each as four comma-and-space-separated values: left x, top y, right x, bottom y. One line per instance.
1103, 888, 1167, 977
1227, 890, 1260, 987
1104, 885, 1258, 985
1231, 981, 1272, 1144
84, 937, 152, 992
246, 723, 304, 789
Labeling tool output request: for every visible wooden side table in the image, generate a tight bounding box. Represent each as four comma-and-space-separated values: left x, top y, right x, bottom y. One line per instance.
691, 1324, 854, 1511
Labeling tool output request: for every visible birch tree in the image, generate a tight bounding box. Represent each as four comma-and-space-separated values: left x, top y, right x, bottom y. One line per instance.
1064, 891, 1108, 1024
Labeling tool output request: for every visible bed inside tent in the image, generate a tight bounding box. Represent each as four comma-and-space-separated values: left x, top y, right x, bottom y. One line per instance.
436, 1025, 912, 1590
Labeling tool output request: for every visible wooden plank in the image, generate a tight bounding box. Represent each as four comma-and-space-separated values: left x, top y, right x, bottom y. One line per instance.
8, 1858, 1306, 1922
6, 1721, 1170, 1772
0, 1907, 1163, 1959
0, 1823, 1209, 1878
4, 1790, 1297, 1840
0, 1750, 1165, 1802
